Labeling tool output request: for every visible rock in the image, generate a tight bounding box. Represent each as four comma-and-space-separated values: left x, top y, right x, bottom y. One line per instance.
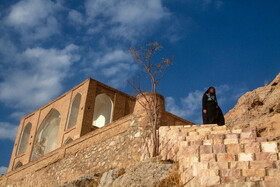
59, 174, 99, 187
112, 160, 173, 187
225, 73, 280, 138
99, 168, 119, 187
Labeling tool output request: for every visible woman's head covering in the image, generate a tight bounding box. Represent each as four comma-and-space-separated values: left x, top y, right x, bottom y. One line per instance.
205, 86, 215, 94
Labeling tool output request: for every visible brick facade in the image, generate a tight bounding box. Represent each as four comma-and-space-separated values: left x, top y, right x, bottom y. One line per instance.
0, 79, 193, 186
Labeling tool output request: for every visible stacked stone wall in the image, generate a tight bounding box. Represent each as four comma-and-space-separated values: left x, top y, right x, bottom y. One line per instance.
0, 114, 146, 187
159, 124, 280, 186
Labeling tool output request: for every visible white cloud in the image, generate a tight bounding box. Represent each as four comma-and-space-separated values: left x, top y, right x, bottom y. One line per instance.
84, 0, 170, 41
0, 38, 20, 64
86, 49, 138, 88
0, 122, 18, 141
166, 90, 203, 124
5, 0, 62, 40
94, 50, 130, 67
0, 44, 80, 110
0, 166, 8, 175
181, 90, 204, 116
9, 112, 26, 119
68, 10, 84, 25
166, 97, 187, 117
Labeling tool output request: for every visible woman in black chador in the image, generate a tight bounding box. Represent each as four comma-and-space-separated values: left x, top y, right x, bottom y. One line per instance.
202, 87, 225, 126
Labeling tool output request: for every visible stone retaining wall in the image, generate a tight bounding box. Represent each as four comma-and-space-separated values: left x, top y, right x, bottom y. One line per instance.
159, 124, 280, 186
0, 114, 146, 187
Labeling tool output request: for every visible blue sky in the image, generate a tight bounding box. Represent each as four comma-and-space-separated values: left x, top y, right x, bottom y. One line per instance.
0, 0, 279, 175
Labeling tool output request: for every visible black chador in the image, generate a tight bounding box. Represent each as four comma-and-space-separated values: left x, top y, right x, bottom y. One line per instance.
202, 87, 225, 126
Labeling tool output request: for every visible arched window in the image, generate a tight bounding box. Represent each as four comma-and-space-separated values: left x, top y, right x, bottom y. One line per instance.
66, 93, 82, 130
14, 161, 23, 170
31, 109, 61, 161
92, 94, 113, 128
64, 137, 73, 145
17, 122, 32, 155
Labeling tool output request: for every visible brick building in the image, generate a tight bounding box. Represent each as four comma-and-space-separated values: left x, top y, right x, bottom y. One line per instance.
8, 78, 136, 172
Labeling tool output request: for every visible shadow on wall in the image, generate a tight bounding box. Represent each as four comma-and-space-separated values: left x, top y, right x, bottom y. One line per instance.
31, 109, 61, 161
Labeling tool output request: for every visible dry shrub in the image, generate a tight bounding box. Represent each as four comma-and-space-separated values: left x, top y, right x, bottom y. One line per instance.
115, 168, 126, 178
156, 162, 182, 187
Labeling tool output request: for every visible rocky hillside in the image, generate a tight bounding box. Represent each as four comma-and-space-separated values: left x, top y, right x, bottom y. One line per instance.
59, 158, 181, 187
225, 73, 280, 138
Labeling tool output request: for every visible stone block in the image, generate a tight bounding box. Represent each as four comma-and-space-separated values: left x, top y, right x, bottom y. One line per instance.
264, 176, 280, 182
227, 144, 243, 154
209, 162, 228, 170
246, 176, 263, 182
197, 127, 212, 132
199, 131, 211, 136
267, 168, 280, 177
200, 176, 220, 186
240, 132, 256, 139
226, 133, 239, 139
208, 134, 225, 140
224, 138, 239, 144
260, 180, 280, 187
243, 128, 257, 133
242, 169, 266, 177
186, 135, 206, 141
250, 160, 274, 169
217, 153, 235, 162
181, 127, 196, 134
188, 131, 198, 136
213, 144, 226, 154
255, 152, 278, 161
200, 153, 216, 162
180, 145, 199, 156
203, 139, 213, 145
221, 176, 245, 184
198, 169, 219, 177
188, 140, 203, 146
240, 138, 255, 144
192, 162, 208, 176
179, 156, 199, 170
273, 160, 280, 168
238, 153, 254, 161
255, 137, 267, 142
180, 141, 188, 147
212, 126, 227, 131
232, 129, 242, 133
213, 138, 224, 145
200, 145, 212, 154
230, 161, 249, 169
244, 142, 260, 153
261, 142, 278, 153
213, 130, 231, 134
220, 169, 241, 177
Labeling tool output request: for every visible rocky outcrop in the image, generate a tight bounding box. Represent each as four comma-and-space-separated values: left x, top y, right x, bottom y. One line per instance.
59, 159, 179, 187
225, 73, 280, 138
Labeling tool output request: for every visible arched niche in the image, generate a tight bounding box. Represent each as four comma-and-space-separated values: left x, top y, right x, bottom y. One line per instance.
31, 109, 61, 161
17, 122, 32, 155
92, 94, 113, 128
14, 161, 23, 170
66, 93, 82, 130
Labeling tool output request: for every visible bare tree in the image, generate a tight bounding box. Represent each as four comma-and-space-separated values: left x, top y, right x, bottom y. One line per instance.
128, 41, 173, 157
